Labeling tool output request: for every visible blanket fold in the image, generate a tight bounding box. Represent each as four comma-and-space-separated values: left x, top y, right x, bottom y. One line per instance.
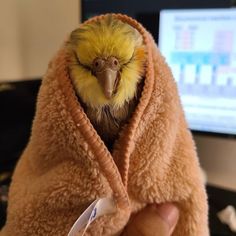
1, 14, 209, 236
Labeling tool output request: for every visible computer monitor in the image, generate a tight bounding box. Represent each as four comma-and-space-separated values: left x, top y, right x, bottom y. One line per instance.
159, 8, 236, 135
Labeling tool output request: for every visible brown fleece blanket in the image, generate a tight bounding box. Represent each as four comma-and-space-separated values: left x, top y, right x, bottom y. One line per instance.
1, 14, 209, 236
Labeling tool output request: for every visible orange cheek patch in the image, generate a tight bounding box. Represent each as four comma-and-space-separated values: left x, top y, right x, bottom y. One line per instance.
134, 46, 147, 74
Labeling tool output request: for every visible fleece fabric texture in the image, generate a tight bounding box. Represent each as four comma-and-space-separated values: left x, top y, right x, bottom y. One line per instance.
1, 14, 209, 236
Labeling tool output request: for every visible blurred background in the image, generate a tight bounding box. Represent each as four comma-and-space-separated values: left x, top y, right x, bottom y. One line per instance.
0, 0, 236, 235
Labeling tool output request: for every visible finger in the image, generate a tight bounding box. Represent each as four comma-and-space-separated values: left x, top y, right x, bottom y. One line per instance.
122, 203, 179, 236
156, 203, 179, 235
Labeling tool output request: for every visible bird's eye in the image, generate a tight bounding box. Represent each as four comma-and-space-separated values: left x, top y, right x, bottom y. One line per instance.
108, 57, 120, 70
114, 59, 118, 66
92, 58, 105, 72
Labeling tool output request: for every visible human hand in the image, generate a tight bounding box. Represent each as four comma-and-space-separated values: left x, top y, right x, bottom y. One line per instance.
122, 203, 179, 236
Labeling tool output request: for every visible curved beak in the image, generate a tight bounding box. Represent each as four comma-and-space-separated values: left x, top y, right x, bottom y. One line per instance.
96, 69, 118, 99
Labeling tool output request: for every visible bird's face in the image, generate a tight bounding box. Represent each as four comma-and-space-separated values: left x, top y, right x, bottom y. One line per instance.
68, 15, 146, 108
92, 56, 120, 99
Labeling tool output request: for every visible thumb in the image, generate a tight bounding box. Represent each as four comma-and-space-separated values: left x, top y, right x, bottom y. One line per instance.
122, 203, 179, 236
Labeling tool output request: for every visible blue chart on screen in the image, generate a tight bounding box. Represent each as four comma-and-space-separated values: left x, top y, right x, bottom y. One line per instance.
159, 9, 236, 135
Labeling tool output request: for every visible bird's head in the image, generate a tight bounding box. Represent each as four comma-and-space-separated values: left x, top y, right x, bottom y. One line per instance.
67, 15, 146, 108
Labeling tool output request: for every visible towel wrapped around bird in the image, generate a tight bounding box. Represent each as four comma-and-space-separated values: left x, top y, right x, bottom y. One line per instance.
0, 14, 209, 236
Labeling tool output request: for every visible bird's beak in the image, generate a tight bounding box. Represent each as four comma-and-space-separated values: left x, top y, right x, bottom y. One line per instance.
96, 69, 118, 99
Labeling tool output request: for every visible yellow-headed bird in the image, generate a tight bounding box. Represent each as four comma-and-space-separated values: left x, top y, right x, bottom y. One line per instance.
67, 15, 146, 149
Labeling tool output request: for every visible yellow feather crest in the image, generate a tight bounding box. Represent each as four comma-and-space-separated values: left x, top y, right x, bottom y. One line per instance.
70, 15, 142, 66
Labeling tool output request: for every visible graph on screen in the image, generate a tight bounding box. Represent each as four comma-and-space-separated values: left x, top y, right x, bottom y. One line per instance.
159, 9, 236, 135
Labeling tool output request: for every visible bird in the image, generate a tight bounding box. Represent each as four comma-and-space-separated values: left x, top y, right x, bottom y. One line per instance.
67, 15, 146, 150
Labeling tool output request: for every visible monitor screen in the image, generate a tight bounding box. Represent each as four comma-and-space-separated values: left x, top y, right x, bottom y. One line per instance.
159, 8, 236, 135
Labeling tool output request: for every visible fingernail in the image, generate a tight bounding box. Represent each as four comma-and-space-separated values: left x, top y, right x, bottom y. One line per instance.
156, 203, 179, 230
